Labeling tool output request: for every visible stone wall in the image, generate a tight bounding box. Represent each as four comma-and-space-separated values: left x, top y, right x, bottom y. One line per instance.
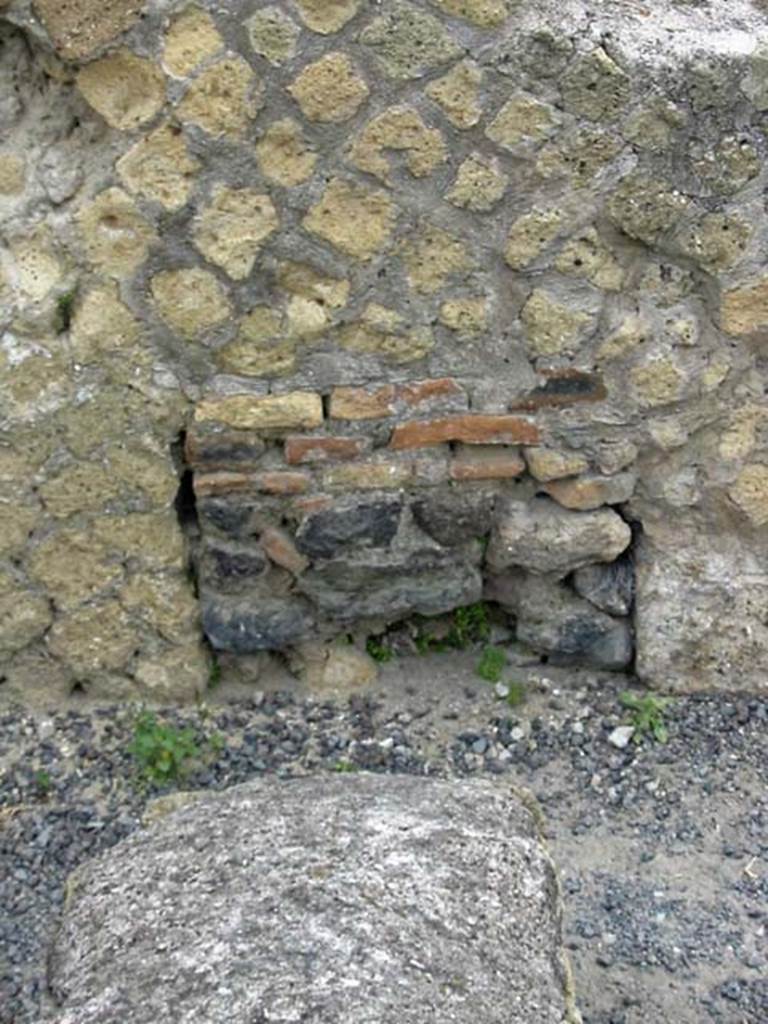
1, 0, 767, 703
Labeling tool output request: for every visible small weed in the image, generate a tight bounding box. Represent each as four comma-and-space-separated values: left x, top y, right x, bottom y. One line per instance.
33, 769, 52, 796
504, 680, 527, 708
366, 636, 394, 663
333, 759, 357, 773
476, 645, 506, 683
208, 657, 222, 689
448, 602, 491, 648
414, 630, 433, 655
53, 288, 77, 334
620, 691, 673, 744
128, 709, 203, 786
208, 731, 225, 755
413, 603, 492, 655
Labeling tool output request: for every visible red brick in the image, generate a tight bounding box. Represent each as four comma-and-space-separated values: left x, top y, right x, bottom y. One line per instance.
390, 415, 539, 450
329, 385, 396, 420
260, 526, 308, 575
255, 471, 311, 495
193, 471, 310, 497
292, 495, 334, 516
450, 446, 526, 481
398, 378, 464, 407
193, 472, 256, 498
284, 436, 368, 465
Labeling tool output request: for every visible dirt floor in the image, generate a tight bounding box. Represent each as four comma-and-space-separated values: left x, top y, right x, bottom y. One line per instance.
1, 647, 766, 1023
326, 653, 767, 1024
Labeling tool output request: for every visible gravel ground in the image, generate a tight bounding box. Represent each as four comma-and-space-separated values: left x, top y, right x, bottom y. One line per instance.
1, 651, 766, 1024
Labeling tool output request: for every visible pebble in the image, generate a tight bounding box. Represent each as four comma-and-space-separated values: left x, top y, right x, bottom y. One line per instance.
608, 725, 635, 749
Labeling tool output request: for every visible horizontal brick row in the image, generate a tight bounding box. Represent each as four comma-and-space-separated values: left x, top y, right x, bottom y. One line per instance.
329, 378, 466, 420
390, 415, 539, 449
194, 445, 529, 498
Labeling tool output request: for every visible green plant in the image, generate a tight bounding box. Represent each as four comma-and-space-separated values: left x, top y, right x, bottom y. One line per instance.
413, 602, 493, 655
504, 680, 527, 708
475, 535, 490, 557
33, 769, 52, 796
209, 656, 222, 689
476, 645, 506, 683
620, 691, 673, 744
333, 758, 357, 773
53, 288, 77, 334
208, 731, 225, 755
448, 602, 491, 648
128, 709, 202, 785
366, 636, 394, 663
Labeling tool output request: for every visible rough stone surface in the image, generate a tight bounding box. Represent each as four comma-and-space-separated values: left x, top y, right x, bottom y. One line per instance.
296, 498, 402, 560
361, 2, 461, 80
193, 187, 278, 280
542, 472, 637, 512
299, 550, 482, 623
488, 498, 632, 579
634, 521, 768, 693
150, 268, 231, 337
525, 448, 590, 483
76, 51, 165, 130
293, 0, 360, 34
255, 117, 317, 185
486, 570, 633, 670
195, 392, 323, 431
202, 593, 313, 652
47, 776, 577, 1024
245, 6, 299, 65
289, 642, 379, 694
176, 57, 260, 136
288, 53, 369, 123
573, 558, 635, 617
163, 7, 223, 78
351, 107, 446, 183
303, 178, 396, 260
116, 124, 200, 210
425, 60, 482, 128
33, 0, 144, 59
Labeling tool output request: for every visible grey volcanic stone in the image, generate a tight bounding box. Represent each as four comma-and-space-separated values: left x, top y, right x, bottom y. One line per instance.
299, 549, 482, 622
412, 490, 496, 547
196, 497, 252, 538
487, 571, 632, 669
487, 497, 631, 578
202, 592, 313, 651
573, 557, 634, 616
296, 498, 402, 560
47, 776, 580, 1024
200, 541, 267, 593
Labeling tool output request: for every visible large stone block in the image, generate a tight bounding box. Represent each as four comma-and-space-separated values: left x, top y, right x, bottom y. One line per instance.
635, 523, 768, 693
487, 570, 633, 670
296, 497, 402, 560
300, 551, 482, 622
47, 776, 579, 1024
201, 592, 314, 652
33, 0, 144, 59
487, 497, 632, 578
